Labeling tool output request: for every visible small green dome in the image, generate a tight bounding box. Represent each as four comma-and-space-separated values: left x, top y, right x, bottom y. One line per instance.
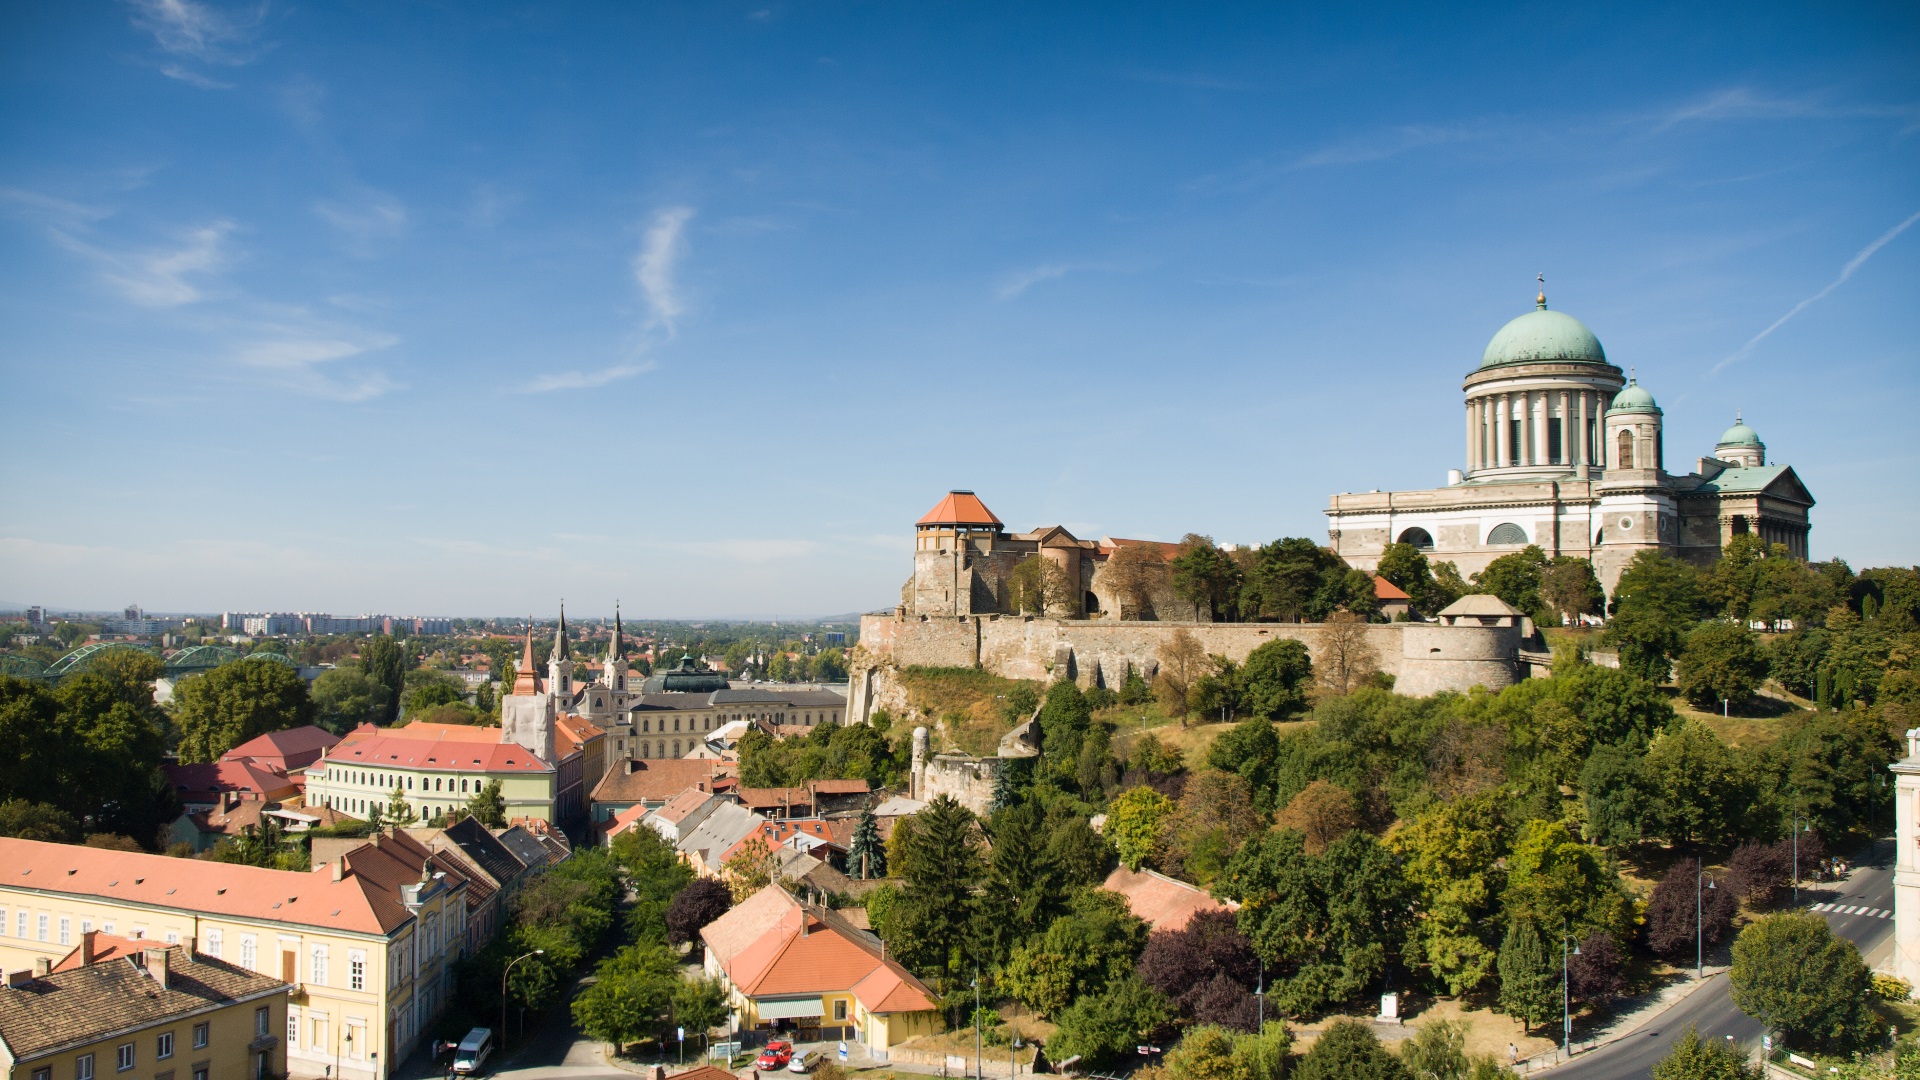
1608, 379, 1659, 414
1480, 297, 1608, 369
1717, 414, 1762, 448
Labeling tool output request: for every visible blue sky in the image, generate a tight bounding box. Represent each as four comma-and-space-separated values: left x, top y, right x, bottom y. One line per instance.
1, 2, 1916, 618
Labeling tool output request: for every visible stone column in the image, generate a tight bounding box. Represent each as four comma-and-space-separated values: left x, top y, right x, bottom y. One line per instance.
1534, 392, 1549, 465
1575, 392, 1588, 465
1496, 394, 1510, 468
1890, 734, 1920, 991
1465, 399, 1476, 473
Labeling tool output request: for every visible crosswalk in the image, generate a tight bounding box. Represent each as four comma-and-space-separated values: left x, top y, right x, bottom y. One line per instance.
1811, 901, 1892, 919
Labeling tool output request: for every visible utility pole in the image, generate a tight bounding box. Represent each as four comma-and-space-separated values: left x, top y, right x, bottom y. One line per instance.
1562, 923, 1580, 1060
972, 970, 981, 1080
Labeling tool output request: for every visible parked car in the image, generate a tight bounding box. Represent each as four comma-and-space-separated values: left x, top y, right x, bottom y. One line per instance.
789, 1050, 823, 1073
757, 1042, 793, 1070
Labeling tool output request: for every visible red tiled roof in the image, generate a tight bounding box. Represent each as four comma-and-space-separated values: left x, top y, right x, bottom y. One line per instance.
50, 931, 148, 972
1373, 575, 1411, 601
323, 724, 551, 774
590, 758, 726, 805
708, 888, 935, 1014
668, 1066, 739, 1080
1103, 537, 1182, 562
166, 761, 298, 802
1102, 865, 1235, 932
221, 725, 341, 770
916, 490, 1002, 528
721, 818, 839, 863
807, 779, 871, 795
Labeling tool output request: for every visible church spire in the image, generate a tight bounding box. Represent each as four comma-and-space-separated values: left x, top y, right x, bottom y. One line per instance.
609, 603, 622, 660
553, 601, 570, 660
511, 615, 541, 695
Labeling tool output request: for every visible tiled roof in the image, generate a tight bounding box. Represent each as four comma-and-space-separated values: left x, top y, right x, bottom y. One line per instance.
1373, 575, 1411, 601
916, 491, 1002, 528
706, 888, 934, 1014
1102, 865, 1234, 932
221, 725, 341, 769
50, 931, 148, 972
590, 759, 725, 805
807, 779, 870, 795
668, 1066, 739, 1080
738, 787, 812, 811
721, 818, 839, 863
0, 947, 288, 1061
1436, 594, 1524, 618
0, 837, 409, 936
653, 787, 721, 826
322, 724, 552, 774
1103, 537, 1182, 561
166, 761, 298, 802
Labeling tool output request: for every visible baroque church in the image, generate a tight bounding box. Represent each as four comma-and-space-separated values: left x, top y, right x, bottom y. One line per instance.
1325, 287, 1815, 595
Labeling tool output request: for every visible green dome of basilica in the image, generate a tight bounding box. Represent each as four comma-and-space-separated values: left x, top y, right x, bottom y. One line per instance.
1480, 297, 1608, 369
1608, 379, 1659, 414
1717, 416, 1762, 448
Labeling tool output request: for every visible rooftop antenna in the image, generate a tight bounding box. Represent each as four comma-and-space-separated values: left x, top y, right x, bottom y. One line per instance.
1536, 271, 1547, 309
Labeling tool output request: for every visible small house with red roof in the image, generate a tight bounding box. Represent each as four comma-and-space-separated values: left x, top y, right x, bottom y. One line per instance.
1372, 575, 1413, 620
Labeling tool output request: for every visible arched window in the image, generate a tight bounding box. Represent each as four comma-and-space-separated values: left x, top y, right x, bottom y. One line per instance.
672, 741, 681, 757
1487, 523, 1528, 546
1396, 527, 1434, 550
640, 741, 650, 758
1616, 430, 1634, 469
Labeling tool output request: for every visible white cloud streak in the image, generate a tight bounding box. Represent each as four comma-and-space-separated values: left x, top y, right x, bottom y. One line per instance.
313, 190, 408, 254
126, 0, 265, 84
996, 263, 1075, 300
1655, 88, 1920, 132
525, 361, 655, 393
234, 331, 401, 401
51, 220, 234, 307
1712, 208, 1920, 374
635, 207, 694, 332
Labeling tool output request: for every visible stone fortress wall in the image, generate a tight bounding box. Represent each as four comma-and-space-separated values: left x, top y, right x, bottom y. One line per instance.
847, 609, 1523, 727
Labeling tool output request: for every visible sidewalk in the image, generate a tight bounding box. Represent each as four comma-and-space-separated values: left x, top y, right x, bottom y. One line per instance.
1515, 966, 1731, 1073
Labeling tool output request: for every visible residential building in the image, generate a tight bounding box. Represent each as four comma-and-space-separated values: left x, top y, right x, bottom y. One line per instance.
0, 833, 468, 1080
304, 725, 557, 826
0, 944, 288, 1080
398, 819, 534, 954
699, 886, 938, 1054
587, 759, 729, 829
221, 728, 341, 779
1102, 865, 1237, 932
166, 764, 300, 816
673, 802, 766, 879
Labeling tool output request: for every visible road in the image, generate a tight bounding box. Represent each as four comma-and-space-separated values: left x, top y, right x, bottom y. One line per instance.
1550, 843, 1894, 1079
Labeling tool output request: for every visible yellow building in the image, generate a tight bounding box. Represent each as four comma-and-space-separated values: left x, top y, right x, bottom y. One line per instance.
0, 835, 467, 1080
0, 945, 287, 1080
304, 723, 559, 826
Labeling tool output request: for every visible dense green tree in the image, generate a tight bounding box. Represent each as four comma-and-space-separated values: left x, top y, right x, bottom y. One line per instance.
1472, 545, 1551, 620
570, 942, 681, 1048
1157, 770, 1264, 885
1675, 622, 1768, 710
1754, 711, 1896, 843
1539, 557, 1605, 625
1045, 974, 1173, 1067
1173, 535, 1245, 622
1644, 721, 1742, 848
1605, 551, 1710, 683
1003, 889, 1147, 1017
1729, 912, 1877, 1053
1206, 714, 1282, 810
809, 648, 849, 682
891, 795, 985, 983
310, 668, 390, 733
1107, 786, 1175, 871
978, 798, 1068, 962
1495, 919, 1557, 1034
1237, 639, 1313, 720
609, 823, 695, 944
848, 801, 887, 879
1390, 790, 1509, 996
173, 659, 315, 762
1580, 743, 1653, 847
52, 671, 177, 839
1377, 542, 1445, 616
0, 799, 81, 842
1294, 1019, 1410, 1080
1238, 538, 1358, 623
1397, 1018, 1503, 1080
1039, 681, 1093, 784
466, 779, 507, 827
360, 635, 406, 725
1501, 820, 1632, 943
401, 669, 468, 714
673, 976, 730, 1041
1649, 1027, 1764, 1080
1218, 828, 1411, 1017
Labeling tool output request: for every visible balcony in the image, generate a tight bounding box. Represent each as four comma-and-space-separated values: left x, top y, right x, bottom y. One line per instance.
249, 1034, 281, 1053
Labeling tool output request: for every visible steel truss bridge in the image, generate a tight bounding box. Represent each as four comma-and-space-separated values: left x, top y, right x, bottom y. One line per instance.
0, 641, 297, 683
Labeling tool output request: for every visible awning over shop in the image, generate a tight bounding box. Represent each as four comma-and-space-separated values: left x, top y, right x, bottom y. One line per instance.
755, 996, 824, 1021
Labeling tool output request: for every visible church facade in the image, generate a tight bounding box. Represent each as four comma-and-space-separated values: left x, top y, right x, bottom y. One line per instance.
1325, 290, 1815, 595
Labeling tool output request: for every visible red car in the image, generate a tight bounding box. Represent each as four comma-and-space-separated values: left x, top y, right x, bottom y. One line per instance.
757, 1042, 793, 1070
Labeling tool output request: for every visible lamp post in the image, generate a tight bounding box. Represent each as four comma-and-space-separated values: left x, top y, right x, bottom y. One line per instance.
1562, 924, 1581, 1060
501, 949, 545, 1048
1792, 803, 1810, 905
1255, 958, 1265, 1031
1011, 1034, 1021, 1080
1697, 863, 1716, 979
972, 971, 982, 1080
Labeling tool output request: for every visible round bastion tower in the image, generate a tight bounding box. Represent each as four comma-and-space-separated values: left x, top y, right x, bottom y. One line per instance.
1461, 288, 1627, 481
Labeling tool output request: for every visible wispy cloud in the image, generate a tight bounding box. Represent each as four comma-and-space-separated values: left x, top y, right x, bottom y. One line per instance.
1711, 208, 1920, 374
48, 220, 235, 307
234, 331, 401, 401
996, 263, 1076, 300
1655, 88, 1920, 132
313, 189, 408, 254
525, 361, 655, 393
635, 206, 694, 333
126, 0, 266, 83
1289, 124, 1485, 169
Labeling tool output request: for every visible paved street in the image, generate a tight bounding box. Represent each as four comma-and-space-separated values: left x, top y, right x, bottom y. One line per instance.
1549, 842, 1895, 1079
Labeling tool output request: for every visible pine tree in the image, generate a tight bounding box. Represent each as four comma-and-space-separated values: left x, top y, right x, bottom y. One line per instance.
466, 779, 507, 828
989, 759, 1016, 814
384, 784, 418, 827
849, 801, 886, 880
1497, 919, 1558, 1035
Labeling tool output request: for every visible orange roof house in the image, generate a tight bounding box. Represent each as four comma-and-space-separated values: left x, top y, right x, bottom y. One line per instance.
699, 885, 940, 1052
1102, 865, 1237, 932
1372, 575, 1413, 618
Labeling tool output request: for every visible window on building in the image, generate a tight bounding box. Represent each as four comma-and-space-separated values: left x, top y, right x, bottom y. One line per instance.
255, 1007, 269, 1038
311, 1017, 327, 1050
205, 928, 222, 958
158, 1032, 174, 1060
311, 944, 328, 986
32, 1067, 49, 1080
116, 1044, 135, 1072
349, 950, 366, 991
288, 1011, 300, 1048
59, 917, 70, 945
164, 931, 179, 945
76, 1054, 94, 1080
1486, 523, 1528, 546
1617, 429, 1634, 469
1510, 418, 1524, 465
193, 1068, 207, 1080
193, 1024, 209, 1049
240, 935, 256, 970
37, 913, 49, 941
834, 999, 848, 1020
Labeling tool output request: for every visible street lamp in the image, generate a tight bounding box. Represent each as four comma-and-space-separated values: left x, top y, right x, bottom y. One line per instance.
971, 970, 982, 1080
1562, 924, 1581, 1060
1010, 1033, 1022, 1080
1255, 958, 1265, 1031
501, 949, 545, 1048
1792, 804, 1811, 905
1697, 863, 1717, 979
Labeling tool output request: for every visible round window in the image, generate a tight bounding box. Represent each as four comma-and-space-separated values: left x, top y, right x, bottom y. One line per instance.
1619, 516, 1634, 531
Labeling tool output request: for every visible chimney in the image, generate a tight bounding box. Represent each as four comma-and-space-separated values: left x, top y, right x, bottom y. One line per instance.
5, 969, 33, 988
144, 948, 169, 990
650, 1068, 666, 1080
79, 932, 94, 966
32, 957, 51, 978
331, 858, 345, 882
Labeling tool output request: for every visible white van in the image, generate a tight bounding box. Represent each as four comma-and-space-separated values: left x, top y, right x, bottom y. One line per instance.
453, 1028, 494, 1075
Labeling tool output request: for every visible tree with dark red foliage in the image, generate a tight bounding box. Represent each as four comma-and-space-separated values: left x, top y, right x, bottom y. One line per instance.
1727, 841, 1791, 905
1567, 931, 1625, 1006
1136, 909, 1262, 1029
666, 877, 734, 947
1645, 860, 1737, 959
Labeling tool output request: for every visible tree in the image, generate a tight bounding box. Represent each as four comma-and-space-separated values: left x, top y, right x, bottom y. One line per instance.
1272, 780, 1360, 855
0, 799, 80, 842
1108, 786, 1175, 870
1495, 920, 1556, 1034
1728, 912, 1876, 1052
570, 942, 680, 1049
466, 779, 507, 827
382, 784, 418, 828
173, 659, 315, 763
1105, 543, 1172, 620
1158, 770, 1264, 885
1644, 721, 1741, 848
1156, 629, 1209, 718
666, 877, 733, 946
810, 648, 849, 682
1605, 551, 1710, 684
360, 635, 407, 725
310, 668, 392, 733
1645, 860, 1736, 959
1650, 1027, 1764, 1080
1727, 840, 1793, 906
1238, 538, 1356, 623
848, 801, 887, 879
1294, 1019, 1410, 1080
1501, 820, 1632, 944
1539, 558, 1605, 626
1472, 545, 1551, 620
1009, 555, 1074, 616
673, 976, 730, 1040
1389, 790, 1509, 997
1675, 622, 1768, 711
1567, 930, 1625, 1007
1138, 909, 1260, 1029
722, 837, 782, 901
1238, 639, 1313, 719
1047, 974, 1173, 1066
1580, 742, 1653, 847
1173, 535, 1244, 622
1315, 611, 1378, 695
1206, 716, 1281, 805
1398, 1019, 1501, 1080
891, 795, 985, 982
1377, 542, 1446, 617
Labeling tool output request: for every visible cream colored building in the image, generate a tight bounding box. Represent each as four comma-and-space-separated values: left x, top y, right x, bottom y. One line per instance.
1325, 290, 1814, 596
0, 835, 466, 1080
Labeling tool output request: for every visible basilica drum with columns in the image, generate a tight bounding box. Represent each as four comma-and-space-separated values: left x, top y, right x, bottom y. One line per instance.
1326, 289, 1814, 597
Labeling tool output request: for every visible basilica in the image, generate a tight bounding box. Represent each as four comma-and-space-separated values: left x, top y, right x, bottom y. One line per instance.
1325, 288, 1815, 595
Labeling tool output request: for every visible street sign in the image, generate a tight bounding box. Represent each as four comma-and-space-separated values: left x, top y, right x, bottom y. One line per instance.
678, 1027, 685, 1041
838, 1042, 848, 1062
